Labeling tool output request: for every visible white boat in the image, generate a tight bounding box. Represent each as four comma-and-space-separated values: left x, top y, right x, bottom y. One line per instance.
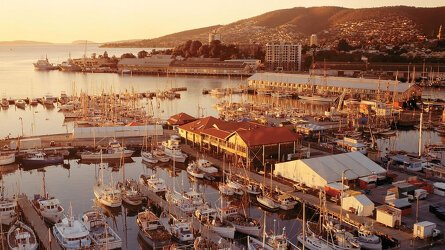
245, 183, 262, 195
53, 216, 91, 249
0, 198, 17, 225
43, 94, 57, 107
218, 183, 234, 196
277, 194, 298, 210
356, 226, 382, 250
170, 219, 194, 243
257, 195, 280, 211
219, 205, 261, 237
81, 210, 123, 249
189, 159, 218, 174
248, 233, 288, 250
162, 136, 187, 163
165, 191, 196, 214
194, 205, 236, 239
141, 151, 158, 164
186, 164, 204, 178
7, 221, 38, 250
32, 196, 64, 224
137, 210, 172, 248
297, 233, 334, 250
94, 161, 122, 208
118, 179, 143, 206
15, 99, 26, 109
33, 57, 58, 70
0, 152, 15, 166
152, 149, 170, 163
139, 174, 167, 194
81, 139, 134, 160
226, 179, 244, 195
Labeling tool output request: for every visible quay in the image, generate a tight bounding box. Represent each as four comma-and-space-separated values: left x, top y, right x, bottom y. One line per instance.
180, 144, 415, 249
16, 194, 63, 250
139, 183, 242, 249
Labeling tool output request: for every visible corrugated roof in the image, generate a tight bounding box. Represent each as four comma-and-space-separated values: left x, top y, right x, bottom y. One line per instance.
247, 72, 412, 93
278, 152, 386, 184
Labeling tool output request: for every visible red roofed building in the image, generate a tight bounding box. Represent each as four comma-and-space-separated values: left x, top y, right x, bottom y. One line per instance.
167, 112, 196, 127
178, 116, 300, 168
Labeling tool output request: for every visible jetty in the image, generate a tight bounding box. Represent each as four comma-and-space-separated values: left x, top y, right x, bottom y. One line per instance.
16, 194, 62, 250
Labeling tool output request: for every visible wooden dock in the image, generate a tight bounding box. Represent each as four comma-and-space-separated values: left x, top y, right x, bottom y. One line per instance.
16, 194, 62, 250
139, 184, 241, 249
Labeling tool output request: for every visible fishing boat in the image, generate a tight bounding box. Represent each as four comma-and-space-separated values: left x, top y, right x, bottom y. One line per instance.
162, 136, 188, 162
356, 226, 382, 250
188, 158, 218, 174
7, 220, 38, 250
165, 191, 196, 214
0, 196, 17, 225
194, 204, 236, 239
94, 158, 122, 208
21, 151, 64, 167
117, 179, 143, 206
226, 178, 244, 195
186, 164, 204, 179
80, 139, 134, 160
53, 210, 91, 249
81, 210, 123, 249
136, 210, 172, 248
152, 149, 170, 163
170, 219, 194, 243
277, 194, 298, 210
219, 182, 235, 196
0, 152, 15, 166
219, 205, 261, 236
32, 171, 64, 224
139, 174, 167, 194
245, 183, 262, 195
15, 99, 26, 109
59, 60, 82, 72
248, 233, 288, 250
141, 151, 158, 164
256, 194, 280, 211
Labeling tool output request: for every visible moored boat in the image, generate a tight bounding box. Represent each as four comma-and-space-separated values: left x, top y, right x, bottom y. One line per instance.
136, 210, 172, 248
80, 139, 134, 161
162, 136, 187, 162
220, 205, 261, 237
53, 215, 91, 249
0, 197, 17, 225
7, 220, 38, 250
21, 151, 64, 167
194, 204, 235, 239
0, 152, 15, 166
81, 210, 123, 249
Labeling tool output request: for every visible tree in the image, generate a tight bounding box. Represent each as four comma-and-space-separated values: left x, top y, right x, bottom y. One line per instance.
120, 53, 136, 59
137, 50, 148, 58
189, 40, 202, 57
337, 39, 351, 52
198, 45, 210, 57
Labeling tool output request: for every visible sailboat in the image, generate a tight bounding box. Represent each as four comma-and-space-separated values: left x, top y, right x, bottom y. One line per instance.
194, 203, 236, 239
256, 151, 279, 211
247, 215, 288, 250
119, 155, 143, 206
32, 171, 64, 224
141, 115, 159, 164
219, 156, 235, 196
219, 205, 261, 236
93, 151, 122, 208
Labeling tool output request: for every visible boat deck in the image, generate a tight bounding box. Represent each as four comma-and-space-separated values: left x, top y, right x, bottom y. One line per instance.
16, 194, 63, 250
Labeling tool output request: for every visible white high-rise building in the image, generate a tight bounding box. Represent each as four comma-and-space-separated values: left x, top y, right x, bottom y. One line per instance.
209, 32, 222, 43
310, 34, 318, 47
265, 42, 302, 71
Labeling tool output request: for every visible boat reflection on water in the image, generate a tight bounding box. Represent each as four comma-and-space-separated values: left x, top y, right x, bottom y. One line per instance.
0, 163, 19, 176
78, 157, 134, 166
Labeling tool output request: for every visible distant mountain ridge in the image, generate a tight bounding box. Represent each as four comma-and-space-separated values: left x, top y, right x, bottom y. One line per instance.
0, 40, 53, 45
101, 6, 445, 48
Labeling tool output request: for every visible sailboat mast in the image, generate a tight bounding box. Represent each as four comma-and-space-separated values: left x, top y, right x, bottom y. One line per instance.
43, 171, 47, 199
418, 111, 423, 157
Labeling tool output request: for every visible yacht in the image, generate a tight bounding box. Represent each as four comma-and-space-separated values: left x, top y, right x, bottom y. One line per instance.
7, 221, 38, 250
59, 60, 82, 72
0, 197, 17, 225
219, 205, 261, 237
33, 57, 58, 70
226, 179, 244, 195
356, 226, 382, 250
141, 151, 158, 164
136, 210, 172, 249
256, 194, 280, 211
21, 151, 64, 167
165, 191, 196, 214
139, 174, 167, 194
161, 136, 188, 162
32, 195, 64, 224
1, 97, 10, 108
80, 139, 134, 160
53, 216, 91, 249
0, 152, 15, 166
194, 204, 236, 239
81, 210, 123, 249
152, 149, 170, 163
15, 99, 26, 109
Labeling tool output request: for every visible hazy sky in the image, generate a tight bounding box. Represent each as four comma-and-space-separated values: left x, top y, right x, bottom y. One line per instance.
1, 0, 444, 43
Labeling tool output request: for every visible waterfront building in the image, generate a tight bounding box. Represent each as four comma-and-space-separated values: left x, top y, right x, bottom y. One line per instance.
169, 58, 252, 76
310, 34, 318, 47
273, 152, 386, 189
265, 42, 302, 71
167, 113, 196, 127
117, 55, 174, 74
224, 59, 261, 71
247, 72, 419, 102
177, 116, 300, 167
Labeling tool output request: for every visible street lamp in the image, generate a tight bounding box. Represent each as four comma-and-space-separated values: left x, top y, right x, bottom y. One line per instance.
18, 117, 24, 137
340, 168, 352, 227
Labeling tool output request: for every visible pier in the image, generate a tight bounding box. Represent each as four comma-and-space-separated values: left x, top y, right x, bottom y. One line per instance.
16, 194, 62, 250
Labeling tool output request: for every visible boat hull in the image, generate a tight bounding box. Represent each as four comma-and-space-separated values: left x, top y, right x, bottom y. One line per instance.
0, 154, 15, 166
211, 225, 235, 239
21, 156, 64, 167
